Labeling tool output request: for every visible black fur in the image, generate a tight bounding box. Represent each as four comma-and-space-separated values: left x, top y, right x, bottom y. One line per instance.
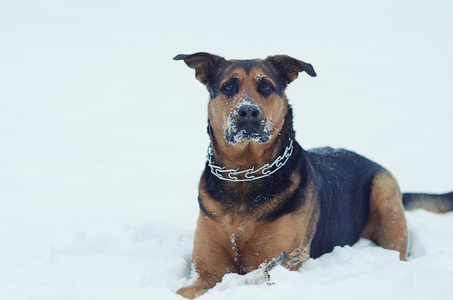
202, 135, 298, 215
198, 195, 211, 217
306, 148, 383, 258
262, 148, 307, 222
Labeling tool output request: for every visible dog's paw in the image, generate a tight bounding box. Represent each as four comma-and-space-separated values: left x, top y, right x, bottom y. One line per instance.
176, 286, 208, 299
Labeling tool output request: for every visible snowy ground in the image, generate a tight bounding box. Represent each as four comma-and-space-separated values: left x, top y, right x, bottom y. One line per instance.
1, 1, 453, 299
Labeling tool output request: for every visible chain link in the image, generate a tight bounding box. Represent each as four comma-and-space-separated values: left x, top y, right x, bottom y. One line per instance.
207, 139, 294, 182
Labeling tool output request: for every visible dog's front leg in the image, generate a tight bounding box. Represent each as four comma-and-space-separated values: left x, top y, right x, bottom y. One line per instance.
177, 213, 236, 299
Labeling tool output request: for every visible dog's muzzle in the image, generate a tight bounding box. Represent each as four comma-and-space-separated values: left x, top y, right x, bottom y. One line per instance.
225, 104, 270, 144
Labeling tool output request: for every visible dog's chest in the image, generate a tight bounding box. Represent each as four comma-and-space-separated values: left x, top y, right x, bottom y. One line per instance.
228, 231, 268, 273
215, 213, 298, 273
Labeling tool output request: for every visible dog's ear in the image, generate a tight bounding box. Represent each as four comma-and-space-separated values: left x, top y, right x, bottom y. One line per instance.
266, 55, 317, 85
173, 52, 224, 86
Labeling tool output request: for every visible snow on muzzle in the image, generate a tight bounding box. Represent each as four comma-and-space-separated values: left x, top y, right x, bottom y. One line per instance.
225, 104, 270, 144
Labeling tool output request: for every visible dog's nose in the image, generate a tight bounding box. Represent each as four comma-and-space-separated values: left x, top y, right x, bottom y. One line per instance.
237, 105, 260, 122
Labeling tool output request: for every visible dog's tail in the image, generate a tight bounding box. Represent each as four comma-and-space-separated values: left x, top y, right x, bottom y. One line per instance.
403, 191, 453, 213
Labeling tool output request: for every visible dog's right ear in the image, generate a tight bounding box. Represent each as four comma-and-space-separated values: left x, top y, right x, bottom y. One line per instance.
173, 52, 224, 86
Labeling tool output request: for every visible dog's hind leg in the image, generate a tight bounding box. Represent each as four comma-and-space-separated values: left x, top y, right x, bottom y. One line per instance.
361, 170, 408, 260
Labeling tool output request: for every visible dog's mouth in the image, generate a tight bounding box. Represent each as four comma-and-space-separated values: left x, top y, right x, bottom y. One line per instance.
225, 117, 270, 144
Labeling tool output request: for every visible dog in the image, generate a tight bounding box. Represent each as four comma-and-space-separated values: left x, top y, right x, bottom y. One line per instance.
173, 52, 453, 299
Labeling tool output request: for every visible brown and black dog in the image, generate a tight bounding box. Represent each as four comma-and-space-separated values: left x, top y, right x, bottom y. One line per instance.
173, 52, 453, 299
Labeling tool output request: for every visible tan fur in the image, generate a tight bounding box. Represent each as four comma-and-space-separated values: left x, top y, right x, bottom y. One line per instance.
361, 170, 408, 260
177, 178, 319, 298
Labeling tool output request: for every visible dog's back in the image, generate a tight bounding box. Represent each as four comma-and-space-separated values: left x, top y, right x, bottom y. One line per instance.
304, 147, 384, 258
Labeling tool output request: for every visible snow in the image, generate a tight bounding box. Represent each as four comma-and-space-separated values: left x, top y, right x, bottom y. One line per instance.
1, 0, 453, 299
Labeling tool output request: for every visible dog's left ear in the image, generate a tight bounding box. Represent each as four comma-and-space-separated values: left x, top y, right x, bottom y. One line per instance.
266, 55, 317, 85
173, 52, 224, 86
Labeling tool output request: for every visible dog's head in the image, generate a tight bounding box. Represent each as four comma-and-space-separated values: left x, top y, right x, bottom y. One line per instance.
174, 52, 316, 148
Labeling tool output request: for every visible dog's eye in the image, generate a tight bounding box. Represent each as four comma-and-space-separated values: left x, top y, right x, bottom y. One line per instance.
221, 82, 237, 96
223, 84, 233, 92
259, 82, 274, 95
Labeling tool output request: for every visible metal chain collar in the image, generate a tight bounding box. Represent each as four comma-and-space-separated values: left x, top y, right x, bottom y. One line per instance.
207, 138, 294, 182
